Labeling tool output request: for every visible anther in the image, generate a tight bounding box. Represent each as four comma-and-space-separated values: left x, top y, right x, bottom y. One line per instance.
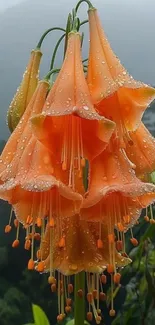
114, 273, 121, 284
96, 315, 102, 324
116, 240, 123, 251
93, 289, 98, 299
77, 289, 83, 298
97, 239, 103, 249
68, 284, 73, 294
14, 219, 19, 228
87, 312, 93, 321
99, 292, 106, 301
107, 264, 114, 274
109, 309, 116, 317
24, 239, 31, 250
48, 276, 57, 285
36, 261, 45, 272
87, 292, 93, 304
65, 306, 71, 313
34, 233, 41, 241
130, 238, 138, 246
28, 259, 35, 270
5, 225, 12, 233
144, 216, 149, 222
12, 239, 19, 248
51, 284, 57, 292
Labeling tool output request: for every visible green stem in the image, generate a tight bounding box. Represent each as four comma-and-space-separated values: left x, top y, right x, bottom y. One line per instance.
74, 272, 85, 325
75, 0, 94, 13
50, 33, 66, 70
36, 27, 66, 49
44, 68, 60, 81
80, 19, 89, 26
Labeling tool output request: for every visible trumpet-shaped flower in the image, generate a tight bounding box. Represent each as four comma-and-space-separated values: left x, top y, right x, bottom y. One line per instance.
31, 32, 115, 189
81, 148, 155, 231
87, 8, 155, 146
125, 122, 155, 178
7, 49, 42, 132
0, 80, 82, 227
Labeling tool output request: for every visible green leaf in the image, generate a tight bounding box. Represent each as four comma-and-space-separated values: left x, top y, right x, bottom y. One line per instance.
32, 304, 50, 325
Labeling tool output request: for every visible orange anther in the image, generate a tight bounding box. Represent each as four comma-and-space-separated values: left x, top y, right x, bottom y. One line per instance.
12, 239, 19, 248
36, 261, 44, 272
48, 276, 57, 285
24, 239, 31, 250
93, 289, 98, 299
62, 162, 67, 171
51, 284, 57, 292
57, 314, 64, 323
97, 239, 103, 249
117, 222, 124, 232
49, 217, 55, 227
36, 217, 42, 228
99, 292, 106, 301
81, 158, 86, 167
28, 259, 35, 270
14, 219, 19, 228
65, 306, 71, 313
5, 225, 12, 233
34, 233, 41, 241
58, 237, 65, 248
96, 315, 102, 324
108, 234, 115, 244
150, 219, 155, 224
114, 273, 121, 284
130, 238, 138, 246
87, 292, 93, 304
100, 274, 107, 284
97, 309, 101, 315
144, 215, 149, 222
116, 240, 123, 251
77, 289, 83, 298
36, 249, 41, 260
68, 284, 73, 294
87, 312, 93, 321
107, 264, 114, 274
109, 309, 116, 317
66, 298, 72, 306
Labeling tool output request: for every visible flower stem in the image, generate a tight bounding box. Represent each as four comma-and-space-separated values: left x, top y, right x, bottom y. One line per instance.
50, 33, 66, 70
75, 0, 94, 13
74, 271, 85, 325
80, 19, 89, 27
36, 27, 66, 49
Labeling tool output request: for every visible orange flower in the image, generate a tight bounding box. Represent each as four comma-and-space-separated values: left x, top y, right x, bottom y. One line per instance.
31, 32, 115, 189
7, 49, 42, 132
0, 80, 82, 226
125, 122, 155, 178
38, 215, 130, 276
81, 148, 155, 227
87, 8, 155, 146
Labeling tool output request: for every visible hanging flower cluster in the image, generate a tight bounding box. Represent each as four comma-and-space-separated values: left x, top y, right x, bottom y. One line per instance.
1, 0, 155, 323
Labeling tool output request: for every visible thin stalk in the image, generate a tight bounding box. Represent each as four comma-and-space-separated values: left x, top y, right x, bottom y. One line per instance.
50, 33, 66, 70
80, 19, 89, 26
36, 27, 66, 49
44, 68, 60, 81
75, 0, 94, 13
74, 272, 85, 325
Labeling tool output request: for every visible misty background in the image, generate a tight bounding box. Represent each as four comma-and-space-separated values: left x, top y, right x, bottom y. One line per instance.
0, 0, 155, 139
